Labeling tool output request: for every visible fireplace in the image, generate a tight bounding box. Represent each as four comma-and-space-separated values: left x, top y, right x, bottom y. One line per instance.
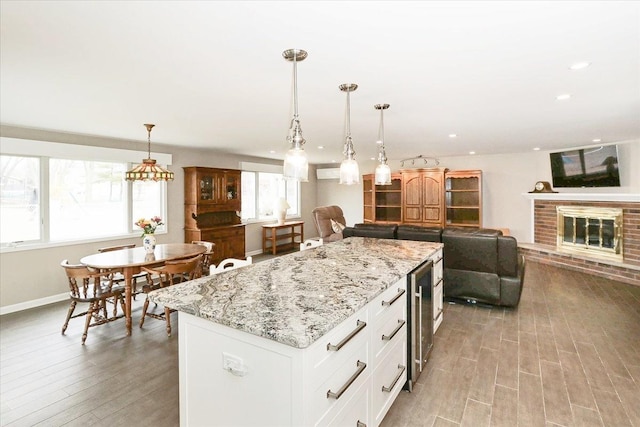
556, 206, 623, 262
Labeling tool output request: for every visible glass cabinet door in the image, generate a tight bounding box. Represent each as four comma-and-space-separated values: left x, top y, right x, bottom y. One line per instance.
199, 173, 214, 202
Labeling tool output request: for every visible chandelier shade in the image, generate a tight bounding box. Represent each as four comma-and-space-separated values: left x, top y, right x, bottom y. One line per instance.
125, 124, 174, 182
282, 49, 309, 182
339, 83, 360, 185
374, 103, 392, 185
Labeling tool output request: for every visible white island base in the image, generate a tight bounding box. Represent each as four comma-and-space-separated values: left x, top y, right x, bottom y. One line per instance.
178, 279, 408, 427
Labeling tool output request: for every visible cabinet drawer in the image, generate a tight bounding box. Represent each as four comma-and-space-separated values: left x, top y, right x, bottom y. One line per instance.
369, 279, 407, 321
372, 306, 406, 363
433, 249, 443, 282
321, 378, 370, 427
307, 307, 369, 386
309, 343, 370, 424
372, 336, 407, 425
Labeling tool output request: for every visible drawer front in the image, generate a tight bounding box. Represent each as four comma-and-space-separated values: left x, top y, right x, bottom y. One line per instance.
372, 303, 406, 363
309, 343, 370, 424
370, 279, 407, 321
433, 249, 443, 282
372, 336, 407, 425
307, 307, 370, 386
320, 379, 370, 427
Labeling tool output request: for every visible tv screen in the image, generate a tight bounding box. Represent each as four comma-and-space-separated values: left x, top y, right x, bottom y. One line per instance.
550, 145, 621, 188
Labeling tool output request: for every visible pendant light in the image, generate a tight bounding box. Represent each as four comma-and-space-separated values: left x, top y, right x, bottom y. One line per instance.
282, 49, 309, 182
374, 103, 392, 185
339, 83, 359, 185
125, 124, 174, 181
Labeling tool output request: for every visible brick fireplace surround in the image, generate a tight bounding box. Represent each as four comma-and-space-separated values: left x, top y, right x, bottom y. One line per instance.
518, 195, 640, 286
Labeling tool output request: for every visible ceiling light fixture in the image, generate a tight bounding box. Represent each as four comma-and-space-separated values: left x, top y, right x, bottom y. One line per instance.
282, 49, 309, 182
339, 83, 359, 185
399, 155, 439, 168
569, 61, 590, 70
374, 103, 392, 185
556, 94, 571, 101
125, 124, 174, 181
448, 134, 457, 138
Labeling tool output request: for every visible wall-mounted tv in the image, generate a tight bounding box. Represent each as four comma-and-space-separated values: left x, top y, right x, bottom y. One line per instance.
550, 145, 621, 188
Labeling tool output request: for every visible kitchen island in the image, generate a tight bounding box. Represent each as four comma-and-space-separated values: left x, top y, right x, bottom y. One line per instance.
149, 237, 442, 427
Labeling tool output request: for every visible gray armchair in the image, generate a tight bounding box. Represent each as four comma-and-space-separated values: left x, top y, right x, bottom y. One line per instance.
311, 205, 346, 243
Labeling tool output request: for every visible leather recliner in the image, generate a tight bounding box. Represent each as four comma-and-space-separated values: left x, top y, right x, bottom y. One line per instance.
341, 223, 525, 307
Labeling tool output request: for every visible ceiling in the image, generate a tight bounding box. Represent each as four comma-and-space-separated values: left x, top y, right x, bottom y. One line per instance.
1, 1, 639, 168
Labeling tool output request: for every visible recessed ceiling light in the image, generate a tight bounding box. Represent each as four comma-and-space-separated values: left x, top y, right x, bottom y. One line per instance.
375, 140, 383, 145
331, 160, 336, 163
370, 157, 376, 161
533, 147, 540, 151
556, 94, 571, 101
592, 138, 602, 143
318, 145, 324, 149
469, 151, 476, 155
569, 61, 591, 70
448, 134, 457, 138
269, 150, 276, 154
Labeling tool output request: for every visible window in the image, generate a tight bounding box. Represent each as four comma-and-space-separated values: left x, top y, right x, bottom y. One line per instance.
0, 155, 41, 244
240, 168, 300, 222
1, 138, 170, 248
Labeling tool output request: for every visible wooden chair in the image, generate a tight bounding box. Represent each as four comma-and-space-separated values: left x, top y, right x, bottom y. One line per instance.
139, 254, 203, 337
60, 260, 126, 345
300, 238, 323, 251
191, 240, 215, 276
97, 244, 146, 298
211, 256, 253, 275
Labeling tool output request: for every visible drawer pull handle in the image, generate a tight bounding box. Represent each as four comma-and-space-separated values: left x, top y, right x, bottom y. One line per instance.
382, 364, 406, 392
382, 288, 406, 306
327, 320, 366, 351
434, 256, 443, 264
356, 422, 367, 427
327, 360, 367, 400
434, 278, 443, 287
382, 319, 406, 341
434, 309, 443, 322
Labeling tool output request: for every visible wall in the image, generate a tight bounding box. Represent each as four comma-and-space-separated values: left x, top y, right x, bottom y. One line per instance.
0, 125, 319, 311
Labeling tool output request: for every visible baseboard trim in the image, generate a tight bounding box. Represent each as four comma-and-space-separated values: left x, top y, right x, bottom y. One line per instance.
0, 292, 68, 316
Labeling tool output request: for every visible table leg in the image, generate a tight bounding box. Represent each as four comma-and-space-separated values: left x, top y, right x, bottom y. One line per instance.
122, 267, 133, 336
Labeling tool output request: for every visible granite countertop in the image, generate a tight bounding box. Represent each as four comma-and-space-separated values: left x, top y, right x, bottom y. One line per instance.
148, 237, 442, 349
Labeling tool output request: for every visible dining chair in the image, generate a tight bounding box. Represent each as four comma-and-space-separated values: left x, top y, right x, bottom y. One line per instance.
60, 260, 126, 345
300, 238, 323, 251
210, 256, 253, 274
191, 240, 215, 276
97, 244, 146, 298
139, 254, 203, 337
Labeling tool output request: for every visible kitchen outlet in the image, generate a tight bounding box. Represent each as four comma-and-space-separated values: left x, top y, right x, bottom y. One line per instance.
222, 352, 248, 376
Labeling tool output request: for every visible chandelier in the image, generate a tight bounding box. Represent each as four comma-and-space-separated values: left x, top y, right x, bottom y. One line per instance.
282, 49, 309, 182
125, 124, 174, 182
374, 103, 391, 185
339, 83, 359, 185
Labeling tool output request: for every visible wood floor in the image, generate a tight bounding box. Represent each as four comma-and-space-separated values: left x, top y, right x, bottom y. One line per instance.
1, 261, 639, 426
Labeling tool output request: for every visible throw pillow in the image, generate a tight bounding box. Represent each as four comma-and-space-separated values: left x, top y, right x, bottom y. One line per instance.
330, 219, 346, 234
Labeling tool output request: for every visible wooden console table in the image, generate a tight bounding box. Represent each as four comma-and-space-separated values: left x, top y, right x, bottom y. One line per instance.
262, 220, 304, 255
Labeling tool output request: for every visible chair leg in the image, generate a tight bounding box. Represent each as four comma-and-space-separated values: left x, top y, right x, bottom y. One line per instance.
82, 302, 96, 345
165, 307, 171, 337
62, 301, 76, 334
140, 297, 150, 328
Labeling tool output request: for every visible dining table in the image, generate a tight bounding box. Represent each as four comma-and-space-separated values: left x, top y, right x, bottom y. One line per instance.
80, 243, 207, 336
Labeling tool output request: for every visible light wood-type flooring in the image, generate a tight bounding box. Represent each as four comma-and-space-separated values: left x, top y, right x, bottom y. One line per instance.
1, 261, 639, 426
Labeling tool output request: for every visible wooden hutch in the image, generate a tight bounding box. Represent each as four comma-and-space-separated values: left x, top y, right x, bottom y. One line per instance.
183, 167, 245, 265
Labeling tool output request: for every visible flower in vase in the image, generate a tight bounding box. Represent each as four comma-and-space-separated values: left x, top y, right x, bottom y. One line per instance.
134, 216, 164, 237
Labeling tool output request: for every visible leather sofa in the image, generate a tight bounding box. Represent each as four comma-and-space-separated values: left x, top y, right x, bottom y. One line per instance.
343, 224, 525, 307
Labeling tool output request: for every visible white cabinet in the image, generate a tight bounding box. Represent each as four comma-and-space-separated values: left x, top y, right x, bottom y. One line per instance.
432, 248, 444, 333
178, 278, 407, 427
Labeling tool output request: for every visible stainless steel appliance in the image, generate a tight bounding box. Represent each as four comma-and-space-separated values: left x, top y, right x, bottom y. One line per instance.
405, 259, 434, 391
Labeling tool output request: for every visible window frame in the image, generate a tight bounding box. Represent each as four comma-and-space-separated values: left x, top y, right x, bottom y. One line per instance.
0, 137, 172, 252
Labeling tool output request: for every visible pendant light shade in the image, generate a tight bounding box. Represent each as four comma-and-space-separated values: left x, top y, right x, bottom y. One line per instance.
125, 124, 174, 182
339, 83, 360, 185
282, 49, 309, 182
374, 104, 392, 185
